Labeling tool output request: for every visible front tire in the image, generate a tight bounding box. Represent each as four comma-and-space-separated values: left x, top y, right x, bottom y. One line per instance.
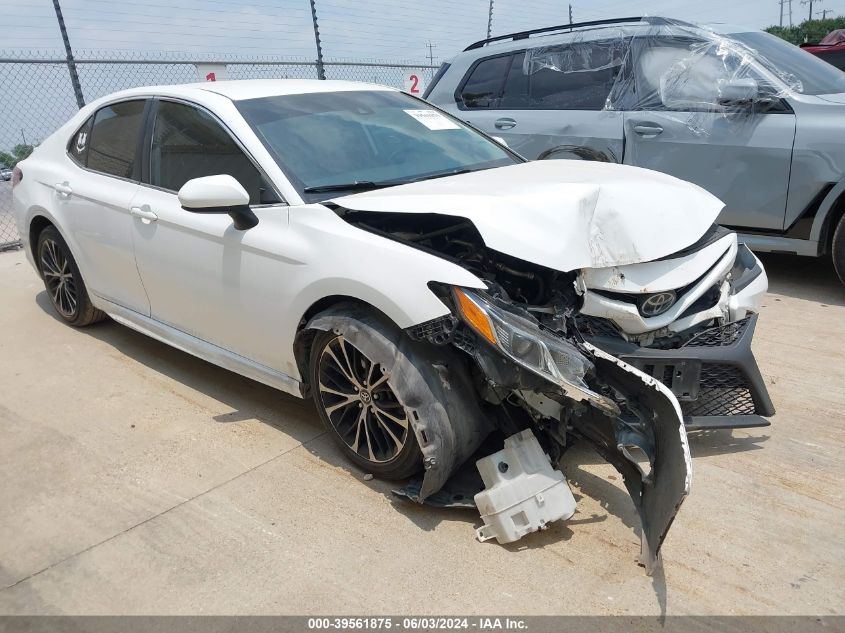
36, 226, 105, 327
309, 320, 423, 480
833, 214, 845, 285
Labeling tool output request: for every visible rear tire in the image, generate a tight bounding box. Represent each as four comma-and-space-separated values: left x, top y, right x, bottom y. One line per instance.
309, 316, 423, 480
36, 226, 106, 327
833, 214, 845, 285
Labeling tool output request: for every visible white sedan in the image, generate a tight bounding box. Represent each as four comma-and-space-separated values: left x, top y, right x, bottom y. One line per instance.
13, 79, 770, 570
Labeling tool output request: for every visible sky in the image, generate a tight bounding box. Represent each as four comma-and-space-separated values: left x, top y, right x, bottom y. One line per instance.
2, 0, 845, 151
3, 0, 845, 65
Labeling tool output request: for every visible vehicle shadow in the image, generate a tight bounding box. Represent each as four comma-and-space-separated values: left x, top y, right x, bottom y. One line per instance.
35, 291, 322, 447
757, 252, 844, 306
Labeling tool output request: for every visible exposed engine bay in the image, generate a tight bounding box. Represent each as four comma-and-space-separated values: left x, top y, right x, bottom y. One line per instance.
331, 207, 694, 574
334, 209, 582, 317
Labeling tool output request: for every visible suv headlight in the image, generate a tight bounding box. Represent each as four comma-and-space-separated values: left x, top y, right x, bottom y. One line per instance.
453, 288, 618, 414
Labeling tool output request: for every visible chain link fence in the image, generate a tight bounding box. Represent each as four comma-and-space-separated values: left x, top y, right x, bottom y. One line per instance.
0, 50, 437, 250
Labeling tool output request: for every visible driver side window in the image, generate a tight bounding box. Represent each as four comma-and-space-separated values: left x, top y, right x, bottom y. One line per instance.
148, 101, 280, 205
635, 40, 763, 111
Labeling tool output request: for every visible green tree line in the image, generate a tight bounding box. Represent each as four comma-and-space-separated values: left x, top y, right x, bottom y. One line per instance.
0, 144, 33, 168
766, 17, 845, 45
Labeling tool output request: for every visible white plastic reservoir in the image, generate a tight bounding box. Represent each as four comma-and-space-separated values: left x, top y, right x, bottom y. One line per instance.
474, 429, 576, 544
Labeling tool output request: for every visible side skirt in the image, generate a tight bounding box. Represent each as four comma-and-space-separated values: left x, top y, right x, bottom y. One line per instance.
95, 297, 305, 399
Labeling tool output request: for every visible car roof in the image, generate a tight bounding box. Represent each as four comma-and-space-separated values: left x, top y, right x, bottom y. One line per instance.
94, 79, 396, 104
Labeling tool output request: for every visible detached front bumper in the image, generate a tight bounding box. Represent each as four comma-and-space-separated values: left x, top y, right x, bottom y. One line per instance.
580, 313, 774, 429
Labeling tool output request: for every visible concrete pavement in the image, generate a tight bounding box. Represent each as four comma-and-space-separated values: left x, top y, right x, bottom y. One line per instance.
0, 248, 843, 615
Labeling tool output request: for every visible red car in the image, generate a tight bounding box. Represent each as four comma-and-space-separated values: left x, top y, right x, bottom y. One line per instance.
801, 29, 845, 70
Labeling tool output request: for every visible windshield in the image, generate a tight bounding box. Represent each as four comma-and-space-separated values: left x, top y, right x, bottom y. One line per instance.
729, 30, 845, 95
236, 90, 519, 200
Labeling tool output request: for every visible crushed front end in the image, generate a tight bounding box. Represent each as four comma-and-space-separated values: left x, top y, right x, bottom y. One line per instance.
407, 286, 692, 574
575, 226, 774, 429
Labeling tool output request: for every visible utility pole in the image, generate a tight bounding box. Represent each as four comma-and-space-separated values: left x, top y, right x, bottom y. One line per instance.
802, 0, 822, 20
51, 0, 84, 109
779, 0, 785, 27
309, 0, 326, 80
569, 4, 573, 25
801, 0, 813, 21
818, 8, 831, 18
426, 41, 437, 67
789, 0, 793, 27
486, 0, 494, 38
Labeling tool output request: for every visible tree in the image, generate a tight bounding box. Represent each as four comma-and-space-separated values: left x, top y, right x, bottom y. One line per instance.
765, 17, 845, 44
0, 144, 34, 168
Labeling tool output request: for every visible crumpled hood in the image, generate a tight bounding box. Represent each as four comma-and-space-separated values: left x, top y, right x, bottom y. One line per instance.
332, 161, 724, 272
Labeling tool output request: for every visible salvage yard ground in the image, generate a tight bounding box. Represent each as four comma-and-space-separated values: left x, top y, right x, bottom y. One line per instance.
0, 248, 843, 615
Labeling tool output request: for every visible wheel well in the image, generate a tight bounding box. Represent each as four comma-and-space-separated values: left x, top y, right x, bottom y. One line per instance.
293, 295, 392, 395
29, 216, 54, 269
822, 194, 845, 256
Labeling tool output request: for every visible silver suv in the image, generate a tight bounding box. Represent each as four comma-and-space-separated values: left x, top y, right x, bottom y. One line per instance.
425, 17, 845, 283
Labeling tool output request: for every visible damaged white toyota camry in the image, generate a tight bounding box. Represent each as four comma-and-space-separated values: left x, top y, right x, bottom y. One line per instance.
13, 80, 773, 572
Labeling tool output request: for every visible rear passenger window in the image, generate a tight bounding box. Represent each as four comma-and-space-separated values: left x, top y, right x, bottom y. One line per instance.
149, 101, 276, 205
525, 41, 622, 110
499, 53, 529, 108
462, 41, 625, 111
67, 117, 93, 166
459, 55, 511, 108
87, 100, 146, 178
529, 64, 616, 109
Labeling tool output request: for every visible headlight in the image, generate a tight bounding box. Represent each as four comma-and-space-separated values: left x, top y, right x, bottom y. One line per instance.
453, 288, 618, 414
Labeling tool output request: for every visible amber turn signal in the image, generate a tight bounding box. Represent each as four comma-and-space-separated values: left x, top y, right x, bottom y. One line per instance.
453, 288, 497, 346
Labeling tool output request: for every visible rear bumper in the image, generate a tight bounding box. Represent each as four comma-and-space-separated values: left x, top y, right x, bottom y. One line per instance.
582, 313, 774, 429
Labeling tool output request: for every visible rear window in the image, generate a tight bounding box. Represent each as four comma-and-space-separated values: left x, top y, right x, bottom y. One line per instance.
67, 116, 93, 166
87, 100, 146, 178
459, 55, 511, 108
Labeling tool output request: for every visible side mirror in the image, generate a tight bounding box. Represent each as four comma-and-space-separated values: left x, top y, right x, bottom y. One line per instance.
178, 175, 258, 231
717, 78, 759, 107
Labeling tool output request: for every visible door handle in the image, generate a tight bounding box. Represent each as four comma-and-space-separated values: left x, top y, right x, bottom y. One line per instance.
130, 206, 158, 224
494, 117, 517, 130
632, 123, 664, 137
54, 183, 73, 198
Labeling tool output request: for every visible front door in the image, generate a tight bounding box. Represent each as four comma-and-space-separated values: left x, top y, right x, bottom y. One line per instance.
622, 38, 796, 230
129, 98, 288, 371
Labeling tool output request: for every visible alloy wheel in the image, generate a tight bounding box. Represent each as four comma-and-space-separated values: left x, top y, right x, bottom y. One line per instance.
40, 239, 77, 317
317, 335, 409, 463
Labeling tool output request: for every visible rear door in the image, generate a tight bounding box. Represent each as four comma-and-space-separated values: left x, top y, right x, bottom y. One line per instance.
622, 38, 796, 230
60, 100, 151, 313
452, 40, 625, 162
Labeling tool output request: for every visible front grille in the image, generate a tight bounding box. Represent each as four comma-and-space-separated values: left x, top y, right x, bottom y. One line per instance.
679, 363, 757, 417
574, 314, 624, 339
683, 316, 750, 348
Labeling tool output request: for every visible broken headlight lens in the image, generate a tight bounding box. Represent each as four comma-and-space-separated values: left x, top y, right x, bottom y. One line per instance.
453, 288, 599, 401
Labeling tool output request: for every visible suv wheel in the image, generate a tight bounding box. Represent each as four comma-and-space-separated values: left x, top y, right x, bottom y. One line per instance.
309, 318, 423, 480
36, 226, 105, 326
833, 214, 845, 285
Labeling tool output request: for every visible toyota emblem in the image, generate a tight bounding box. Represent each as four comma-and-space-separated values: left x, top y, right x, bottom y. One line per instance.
639, 291, 677, 317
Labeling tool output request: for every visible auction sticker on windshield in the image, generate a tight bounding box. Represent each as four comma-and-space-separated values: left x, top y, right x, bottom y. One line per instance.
404, 109, 461, 130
